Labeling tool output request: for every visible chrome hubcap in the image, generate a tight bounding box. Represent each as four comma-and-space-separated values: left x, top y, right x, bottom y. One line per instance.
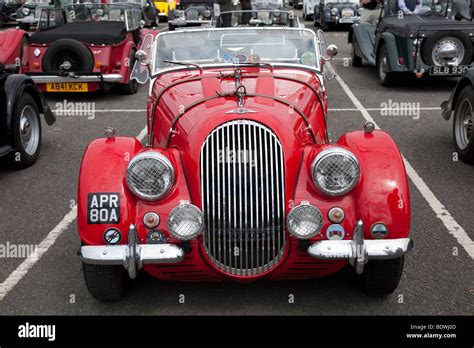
432, 38, 465, 66
455, 98, 472, 150
19, 105, 40, 156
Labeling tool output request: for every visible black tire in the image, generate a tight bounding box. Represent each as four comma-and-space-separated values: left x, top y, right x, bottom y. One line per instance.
377, 44, 396, 87
351, 38, 363, 67
82, 263, 129, 301
168, 23, 175, 31
0, 15, 4, 29
421, 31, 472, 67
453, 86, 474, 164
8, 93, 42, 169
42, 39, 94, 72
360, 256, 405, 297
119, 50, 139, 95
18, 23, 30, 31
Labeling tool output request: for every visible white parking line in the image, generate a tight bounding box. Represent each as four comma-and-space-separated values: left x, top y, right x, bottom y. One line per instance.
334, 73, 474, 259
329, 107, 441, 112
0, 126, 148, 301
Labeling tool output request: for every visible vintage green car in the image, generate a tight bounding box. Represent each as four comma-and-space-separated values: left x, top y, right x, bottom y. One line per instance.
349, 0, 474, 86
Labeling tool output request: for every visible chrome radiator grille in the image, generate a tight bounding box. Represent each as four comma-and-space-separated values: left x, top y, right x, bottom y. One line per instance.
200, 120, 285, 276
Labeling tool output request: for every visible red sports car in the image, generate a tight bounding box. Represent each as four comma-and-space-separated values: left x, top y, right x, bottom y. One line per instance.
78, 28, 413, 301
2, 1, 157, 94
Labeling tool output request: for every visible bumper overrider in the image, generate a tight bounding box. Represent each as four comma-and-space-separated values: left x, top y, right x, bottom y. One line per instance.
81, 220, 412, 279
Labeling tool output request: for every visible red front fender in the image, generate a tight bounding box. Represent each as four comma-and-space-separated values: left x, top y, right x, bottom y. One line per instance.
78, 137, 194, 246
337, 130, 410, 239
78, 137, 143, 245
0, 29, 27, 65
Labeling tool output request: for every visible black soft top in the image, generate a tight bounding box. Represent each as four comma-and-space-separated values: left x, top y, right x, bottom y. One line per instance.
29, 21, 127, 45
380, 15, 474, 38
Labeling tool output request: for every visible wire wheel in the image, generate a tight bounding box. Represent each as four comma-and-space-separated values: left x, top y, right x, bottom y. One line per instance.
51, 50, 82, 71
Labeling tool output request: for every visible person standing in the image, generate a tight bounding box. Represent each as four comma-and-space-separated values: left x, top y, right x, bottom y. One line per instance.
219, 0, 234, 26
360, 0, 382, 25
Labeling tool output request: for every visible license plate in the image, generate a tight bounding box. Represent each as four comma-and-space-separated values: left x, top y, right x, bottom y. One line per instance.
429, 66, 469, 76
339, 17, 355, 23
46, 82, 88, 92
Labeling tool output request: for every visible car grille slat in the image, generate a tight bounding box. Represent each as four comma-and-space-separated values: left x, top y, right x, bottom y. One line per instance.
201, 120, 285, 276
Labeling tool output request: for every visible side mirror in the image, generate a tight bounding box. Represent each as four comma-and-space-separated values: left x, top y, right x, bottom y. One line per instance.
136, 49, 150, 65
325, 44, 338, 60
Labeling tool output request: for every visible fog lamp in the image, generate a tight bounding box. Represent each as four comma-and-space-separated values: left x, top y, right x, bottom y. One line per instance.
168, 202, 203, 240
287, 202, 323, 239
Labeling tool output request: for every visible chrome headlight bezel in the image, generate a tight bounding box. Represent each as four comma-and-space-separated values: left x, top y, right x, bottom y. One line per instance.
330, 7, 339, 16
22, 7, 30, 16
126, 151, 175, 201
312, 148, 360, 197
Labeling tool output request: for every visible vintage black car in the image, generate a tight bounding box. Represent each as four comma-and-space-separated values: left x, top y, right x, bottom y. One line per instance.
16, 0, 55, 31
0, 0, 22, 28
314, 0, 361, 31
168, 0, 219, 30
441, 68, 474, 163
349, 0, 474, 86
0, 64, 55, 168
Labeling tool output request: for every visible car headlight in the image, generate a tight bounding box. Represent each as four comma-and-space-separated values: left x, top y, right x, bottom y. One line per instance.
288, 202, 323, 239
203, 9, 211, 18
22, 7, 30, 16
126, 152, 174, 201
330, 8, 338, 16
312, 148, 360, 197
168, 202, 204, 240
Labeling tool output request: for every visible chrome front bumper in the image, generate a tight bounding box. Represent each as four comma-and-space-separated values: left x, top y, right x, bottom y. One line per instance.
16, 18, 38, 24
81, 225, 185, 279
29, 74, 123, 84
308, 220, 413, 274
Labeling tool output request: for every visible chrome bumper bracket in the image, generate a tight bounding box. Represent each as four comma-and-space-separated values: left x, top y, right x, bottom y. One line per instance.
80, 224, 185, 279
307, 220, 413, 274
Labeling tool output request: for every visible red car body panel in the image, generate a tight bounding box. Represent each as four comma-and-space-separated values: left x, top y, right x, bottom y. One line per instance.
78, 65, 411, 282
0, 29, 26, 65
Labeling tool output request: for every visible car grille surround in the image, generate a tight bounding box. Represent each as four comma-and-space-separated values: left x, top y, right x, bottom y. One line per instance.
200, 120, 286, 277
